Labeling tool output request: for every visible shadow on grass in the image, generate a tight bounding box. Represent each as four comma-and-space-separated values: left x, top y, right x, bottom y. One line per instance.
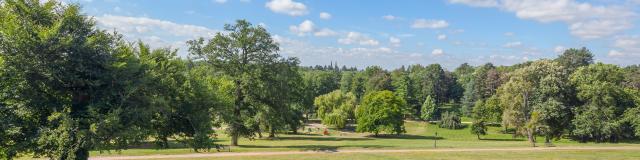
238, 144, 389, 152
480, 138, 526, 142
276, 136, 373, 141
366, 134, 445, 140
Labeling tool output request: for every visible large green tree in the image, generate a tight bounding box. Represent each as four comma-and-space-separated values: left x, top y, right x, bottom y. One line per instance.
570, 63, 634, 142
356, 91, 406, 136
187, 20, 279, 146
498, 60, 568, 146
314, 90, 357, 129
0, 1, 158, 158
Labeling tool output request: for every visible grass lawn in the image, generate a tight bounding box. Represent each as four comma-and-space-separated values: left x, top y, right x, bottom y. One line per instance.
88, 121, 640, 158
172, 150, 640, 160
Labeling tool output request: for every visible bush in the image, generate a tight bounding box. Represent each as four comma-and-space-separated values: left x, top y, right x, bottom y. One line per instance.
439, 111, 463, 129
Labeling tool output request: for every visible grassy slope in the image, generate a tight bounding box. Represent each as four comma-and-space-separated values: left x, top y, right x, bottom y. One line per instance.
90, 121, 640, 157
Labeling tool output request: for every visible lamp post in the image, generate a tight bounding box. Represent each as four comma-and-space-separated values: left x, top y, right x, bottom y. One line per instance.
434, 125, 438, 149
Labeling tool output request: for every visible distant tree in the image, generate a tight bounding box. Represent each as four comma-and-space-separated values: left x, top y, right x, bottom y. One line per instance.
314, 90, 357, 129
555, 47, 594, 73
301, 70, 340, 119
391, 68, 413, 116
356, 91, 406, 136
187, 20, 279, 146
623, 65, 640, 89
420, 95, 437, 121
470, 120, 487, 140
364, 66, 393, 93
340, 71, 355, 93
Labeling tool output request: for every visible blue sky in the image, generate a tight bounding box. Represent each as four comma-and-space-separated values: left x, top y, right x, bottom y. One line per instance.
71, 0, 640, 70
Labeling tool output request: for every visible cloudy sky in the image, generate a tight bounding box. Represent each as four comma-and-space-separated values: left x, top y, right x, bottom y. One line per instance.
72, 0, 640, 70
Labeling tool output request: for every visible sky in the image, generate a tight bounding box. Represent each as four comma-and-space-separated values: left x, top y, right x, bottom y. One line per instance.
68, 0, 640, 70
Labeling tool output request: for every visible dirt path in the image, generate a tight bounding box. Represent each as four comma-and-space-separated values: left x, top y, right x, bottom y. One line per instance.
89, 146, 640, 160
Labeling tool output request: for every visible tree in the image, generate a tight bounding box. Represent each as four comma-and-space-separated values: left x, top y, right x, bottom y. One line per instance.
364, 66, 393, 93
391, 68, 412, 116
570, 63, 634, 142
439, 112, 463, 129
314, 90, 357, 129
301, 70, 341, 118
0, 1, 157, 158
420, 96, 437, 121
555, 47, 594, 73
187, 20, 279, 146
498, 60, 568, 146
470, 120, 487, 140
252, 58, 304, 137
356, 91, 406, 136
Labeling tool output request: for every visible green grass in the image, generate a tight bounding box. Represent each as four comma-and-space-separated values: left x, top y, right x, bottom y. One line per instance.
89, 121, 640, 157
175, 150, 640, 160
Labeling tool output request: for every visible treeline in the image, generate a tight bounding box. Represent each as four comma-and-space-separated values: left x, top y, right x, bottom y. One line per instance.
1, 1, 640, 160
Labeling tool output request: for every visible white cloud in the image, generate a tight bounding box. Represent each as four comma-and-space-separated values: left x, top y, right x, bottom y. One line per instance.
289, 20, 314, 36
314, 28, 337, 37
608, 50, 625, 57
554, 46, 565, 54
437, 34, 447, 40
503, 41, 522, 48
265, 0, 308, 16
213, 0, 227, 4
96, 15, 217, 38
382, 15, 396, 20
320, 12, 332, 20
504, 32, 514, 36
389, 37, 401, 47
432, 49, 444, 56
608, 36, 640, 57
450, 0, 637, 39
412, 19, 449, 29
95, 15, 218, 57
338, 32, 380, 46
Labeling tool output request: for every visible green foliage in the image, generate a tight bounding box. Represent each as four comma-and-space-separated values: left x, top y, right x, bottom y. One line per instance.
498, 60, 568, 145
555, 47, 594, 73
570, 63, 633, 142
302, 70, 341, 117
470, 120, 487, 139
364, 66, 393, 93
439, 112, 463, 129
187, 20, 281, 146
420, 96, 437, 121
356, 91, 406, 135
623, 107, 640, 137
314, 90, 357, 129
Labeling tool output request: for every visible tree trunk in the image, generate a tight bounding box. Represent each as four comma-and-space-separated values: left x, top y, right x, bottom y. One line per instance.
269, 127, 276, 138
231, 80, 243, 146
527, 129, 536, 147
477, 134, 481, 140
71, 91, 90, 160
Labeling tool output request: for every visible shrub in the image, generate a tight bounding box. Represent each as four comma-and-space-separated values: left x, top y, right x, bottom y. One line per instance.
439, 111, 463, 129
